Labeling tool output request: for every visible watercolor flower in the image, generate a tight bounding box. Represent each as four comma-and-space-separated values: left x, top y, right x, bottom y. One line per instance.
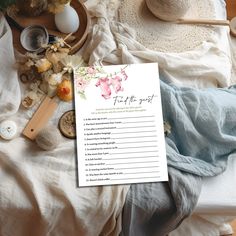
76, 76, 90, 93
87, 66, 97, 75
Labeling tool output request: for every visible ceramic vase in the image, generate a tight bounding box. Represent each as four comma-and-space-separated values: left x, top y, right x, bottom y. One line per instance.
54, 2, 80, 34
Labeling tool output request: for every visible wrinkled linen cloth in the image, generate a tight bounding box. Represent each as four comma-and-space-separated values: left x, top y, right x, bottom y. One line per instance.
1, 0, 236, 235
0, 12, 130, 236
121, 80, 236, 236
0, 13, 20, 119
83, 0, 232, 88
162, 80, 236, 176
121, 167, 202, 236
82, 0, 236, 235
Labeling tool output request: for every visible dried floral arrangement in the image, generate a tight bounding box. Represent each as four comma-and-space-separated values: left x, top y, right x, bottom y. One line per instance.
47, 0, 70, 14
1, 0, 71, 15
17, 35, 84, 109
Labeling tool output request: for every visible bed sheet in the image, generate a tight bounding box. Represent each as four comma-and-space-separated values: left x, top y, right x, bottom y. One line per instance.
85, 0, 236, 235
0, 12, 130, 236
170, 1, 236, 235
195, 154, 236, 215
191, 0, 236, 215
0, 0, 235, 235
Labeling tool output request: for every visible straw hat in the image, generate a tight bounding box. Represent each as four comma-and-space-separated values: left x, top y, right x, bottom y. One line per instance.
118, 0, 216, 52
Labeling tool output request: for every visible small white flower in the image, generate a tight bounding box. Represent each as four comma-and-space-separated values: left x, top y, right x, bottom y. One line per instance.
47, 73, 63, 86
61, 55, 85, 73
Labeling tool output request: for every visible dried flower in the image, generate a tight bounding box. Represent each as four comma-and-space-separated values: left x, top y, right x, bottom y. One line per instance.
35, 58, 52, 73
47, 0, 70, 14
22, 91, 39, 108
17, 33, 84, 108
61, 55, 84, 73
46, 73, 63, 86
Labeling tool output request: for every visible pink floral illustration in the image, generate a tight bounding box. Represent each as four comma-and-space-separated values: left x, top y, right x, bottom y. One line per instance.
95, 66, 128, 99
110, 76, 123, 93
76, 65, 128, 99
76, 76, 89, 93
87, 66, 96, 75
121, 70, 128, 80
96, 77, 112, 99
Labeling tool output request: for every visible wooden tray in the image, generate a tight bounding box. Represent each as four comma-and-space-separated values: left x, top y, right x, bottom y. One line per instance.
8, 0, 90, 54
226, 0, 236, 20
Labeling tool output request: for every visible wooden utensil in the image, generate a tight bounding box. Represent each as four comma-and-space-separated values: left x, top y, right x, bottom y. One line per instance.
226, 0, 236, 20
176, 17, 236, 36
23, 96, 58, 140
177, 18, 230, 26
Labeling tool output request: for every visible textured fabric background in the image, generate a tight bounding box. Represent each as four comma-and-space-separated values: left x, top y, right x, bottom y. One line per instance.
0, 12, 129, 236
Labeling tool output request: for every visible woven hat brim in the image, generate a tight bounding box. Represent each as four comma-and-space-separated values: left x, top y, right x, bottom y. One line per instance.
119, 0, 216, 53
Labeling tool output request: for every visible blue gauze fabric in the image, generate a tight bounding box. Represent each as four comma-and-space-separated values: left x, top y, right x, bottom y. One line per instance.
161, 80, 236, 176
121, 80, 236, 236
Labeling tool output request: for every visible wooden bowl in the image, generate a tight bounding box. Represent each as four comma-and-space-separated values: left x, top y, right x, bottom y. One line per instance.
8, 0, 90, 54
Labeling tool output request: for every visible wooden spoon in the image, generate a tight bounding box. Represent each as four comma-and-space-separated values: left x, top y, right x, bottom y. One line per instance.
176, 16, 236, 36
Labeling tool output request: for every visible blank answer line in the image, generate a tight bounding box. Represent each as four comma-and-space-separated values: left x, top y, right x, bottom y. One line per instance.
123, 120, 155, 124
116, 125, 156, 129
116, 166, 160, 170
111, 176, 160, 181
116, 140, 157, 144
109, 116, 155, 120
112, 135, 157, 139
110, 150, 159, 155
103, 155, 159, 160
118, 146, 157, 149
125, 171, 160, 175
106, 161, 160, 165
112, 131, 156, 134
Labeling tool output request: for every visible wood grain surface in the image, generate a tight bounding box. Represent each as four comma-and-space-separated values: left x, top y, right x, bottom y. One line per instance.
231, 219, 236, 236
226, 0, 236, 20
7, 0, 90, 54
23, 96, 58, 140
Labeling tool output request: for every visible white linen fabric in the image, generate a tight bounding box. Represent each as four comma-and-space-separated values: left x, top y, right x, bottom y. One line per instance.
0, 12, 130, 236
83, 0, 236, 235
0, 13, 21, 119
169, 215, 235, 236
1, 0, 236, 235
196, 155, 236, 215
229, 35, 236, 84
83, 0, 232, 88
170, 156, 236, 236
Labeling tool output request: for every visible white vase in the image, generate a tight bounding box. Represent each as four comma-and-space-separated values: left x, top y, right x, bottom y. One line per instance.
54, 2, 80, 34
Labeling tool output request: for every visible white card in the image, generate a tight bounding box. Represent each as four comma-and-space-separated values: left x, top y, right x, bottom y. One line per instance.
74, 63, 168, 187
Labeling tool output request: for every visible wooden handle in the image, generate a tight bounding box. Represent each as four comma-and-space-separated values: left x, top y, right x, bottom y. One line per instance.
22, 96, 58, 140
47, 29, 76, 42
177, 18, 230, 26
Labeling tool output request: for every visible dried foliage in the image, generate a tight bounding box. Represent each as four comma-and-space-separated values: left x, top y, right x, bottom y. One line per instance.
1, 0, 71, 14
47, 0, 70, 14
